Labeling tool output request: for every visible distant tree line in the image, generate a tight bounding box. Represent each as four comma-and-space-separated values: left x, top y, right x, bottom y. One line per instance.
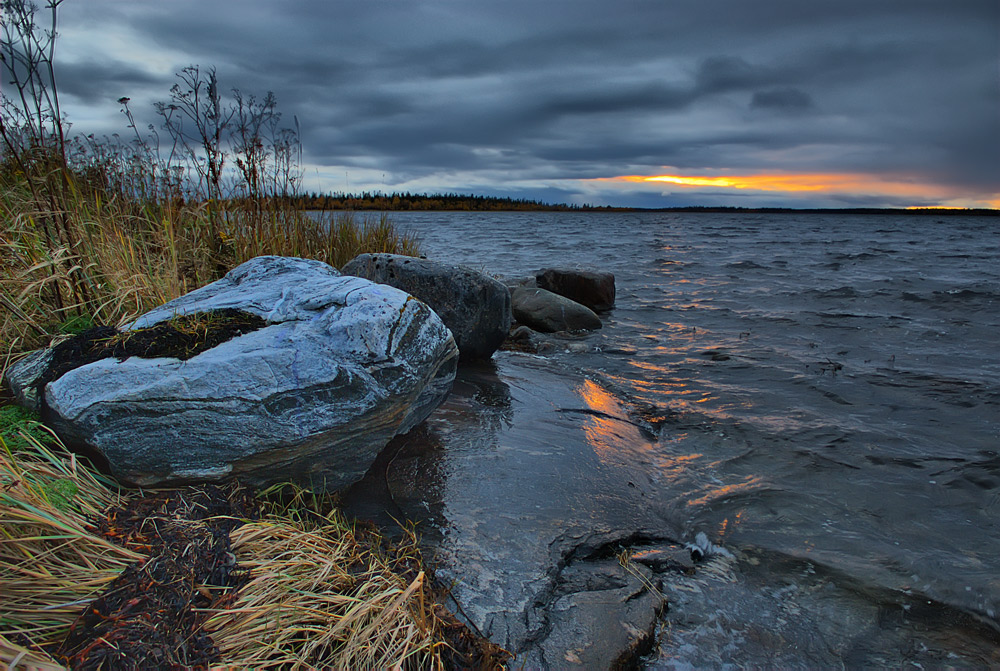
279, 191, 622, 212
265, 193, 997, 215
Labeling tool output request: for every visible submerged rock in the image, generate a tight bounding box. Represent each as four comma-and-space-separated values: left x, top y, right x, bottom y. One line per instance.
536, 267, 615, 312
25, 256, 459, 489
342, 253, 511, 361
511, 286, 603, 333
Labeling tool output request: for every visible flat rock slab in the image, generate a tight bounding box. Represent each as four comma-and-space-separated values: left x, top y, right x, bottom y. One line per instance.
342, 253, 511, 361
342, 353, 677, 667
32, 256, 459, 489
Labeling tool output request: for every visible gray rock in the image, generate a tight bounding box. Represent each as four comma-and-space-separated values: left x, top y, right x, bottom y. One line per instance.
342, 253, 511, 361
38, 256, 458, 489
511, 286, 602, 333
538, 561, 665, 670
3, 348, 52, 412
536, 267, 615, 311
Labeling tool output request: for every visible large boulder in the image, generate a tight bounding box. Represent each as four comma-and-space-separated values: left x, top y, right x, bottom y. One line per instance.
12, 256, 458, 489
536, 268, 615, 312
511, 286, 603, 333
341, 253, 511, 361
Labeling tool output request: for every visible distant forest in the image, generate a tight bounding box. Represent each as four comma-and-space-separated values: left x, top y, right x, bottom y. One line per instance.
268, 191, 997, 215
277, 192, 615, 211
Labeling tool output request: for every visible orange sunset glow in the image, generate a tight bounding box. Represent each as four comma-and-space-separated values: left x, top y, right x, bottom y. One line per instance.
596, 173, 1000, 208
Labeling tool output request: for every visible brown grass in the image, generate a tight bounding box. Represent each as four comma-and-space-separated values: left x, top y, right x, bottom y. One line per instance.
0, 434, 507, 670
0, 170, 420, 361
0, 432, 140, 655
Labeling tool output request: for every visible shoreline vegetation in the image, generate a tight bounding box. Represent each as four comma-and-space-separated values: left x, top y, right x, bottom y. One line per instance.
0, 423, 509, 669
0, 3, 506, 668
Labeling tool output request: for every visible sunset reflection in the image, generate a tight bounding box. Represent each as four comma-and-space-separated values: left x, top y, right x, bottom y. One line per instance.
580, 379, 619, 416
578, 379, 627, 460
654, 451, 704, 483
685, 475, 765, 508
577, 379, 656, 463
718, 510, 745, 539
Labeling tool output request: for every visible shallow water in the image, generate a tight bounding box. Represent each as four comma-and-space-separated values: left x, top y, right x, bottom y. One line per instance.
359, 211, 1000, 666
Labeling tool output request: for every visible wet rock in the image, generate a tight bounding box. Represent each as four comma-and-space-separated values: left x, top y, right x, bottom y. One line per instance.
631, 546, 696, 573
501, 274, 537, 292
342, 354, 678, 667
536, 267, 616, 312
511, 286, 602, 333
341, 253, 511, 361
35, 256, 458, 489
537, 560, 665, 670
502, 325, 539, 353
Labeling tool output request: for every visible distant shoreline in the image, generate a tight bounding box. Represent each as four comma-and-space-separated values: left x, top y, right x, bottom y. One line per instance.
287, 193, 998, 216
309, 205, 1000, 216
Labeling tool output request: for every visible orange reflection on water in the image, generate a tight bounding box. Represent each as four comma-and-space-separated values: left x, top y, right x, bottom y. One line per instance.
577, 379, 657, 464
578, 379, 628, 461
686, 476, 765, 508
580, 379, 618, 415
626, 359, 703, 401
718, 509, 745, 539
655, 452, 704, 483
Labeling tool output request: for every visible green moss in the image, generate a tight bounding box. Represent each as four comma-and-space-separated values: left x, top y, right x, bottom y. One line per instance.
58, 313, 96, 335
0, 405, 53, 452
40, 477, 80, 510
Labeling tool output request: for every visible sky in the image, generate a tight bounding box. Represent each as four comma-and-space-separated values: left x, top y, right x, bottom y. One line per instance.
39, 1, 1000, 208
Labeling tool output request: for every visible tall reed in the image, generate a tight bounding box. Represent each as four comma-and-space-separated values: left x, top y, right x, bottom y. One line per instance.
0, 154, 420, 364
1, 3, 419, 361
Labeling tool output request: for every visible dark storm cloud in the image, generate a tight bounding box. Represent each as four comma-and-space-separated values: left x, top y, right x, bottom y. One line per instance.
51, 0, 1000, 206
750, 88, 813, 111
56, 60, 169, 105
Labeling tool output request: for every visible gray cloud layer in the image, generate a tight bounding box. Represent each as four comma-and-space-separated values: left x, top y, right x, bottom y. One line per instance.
54, 0, 1000, 206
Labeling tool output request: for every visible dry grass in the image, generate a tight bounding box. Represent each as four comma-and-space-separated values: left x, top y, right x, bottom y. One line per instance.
0, 634, 65, 671
206, 500, 446, 670
0, 434, 503, 670
0, 432, 139, 661
0, 170, 420, 361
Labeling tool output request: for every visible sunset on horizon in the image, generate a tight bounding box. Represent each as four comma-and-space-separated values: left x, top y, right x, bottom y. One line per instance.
37, 0, 1000, 210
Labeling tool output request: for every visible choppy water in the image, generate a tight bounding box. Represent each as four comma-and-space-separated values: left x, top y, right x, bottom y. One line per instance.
382, 211, 1000, 665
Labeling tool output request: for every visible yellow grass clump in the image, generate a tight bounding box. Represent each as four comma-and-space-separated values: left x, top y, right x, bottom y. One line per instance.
206, 505, 446, 669
0, 170, 421, 361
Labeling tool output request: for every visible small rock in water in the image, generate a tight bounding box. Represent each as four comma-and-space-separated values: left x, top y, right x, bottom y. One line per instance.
511, 286, 602, 333
535, 267, 616, 312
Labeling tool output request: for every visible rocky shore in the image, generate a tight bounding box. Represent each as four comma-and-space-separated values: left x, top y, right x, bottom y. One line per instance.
3, 252, 721, 669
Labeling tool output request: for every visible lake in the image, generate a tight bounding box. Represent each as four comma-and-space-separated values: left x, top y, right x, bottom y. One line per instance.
346, 210, 1000, 667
